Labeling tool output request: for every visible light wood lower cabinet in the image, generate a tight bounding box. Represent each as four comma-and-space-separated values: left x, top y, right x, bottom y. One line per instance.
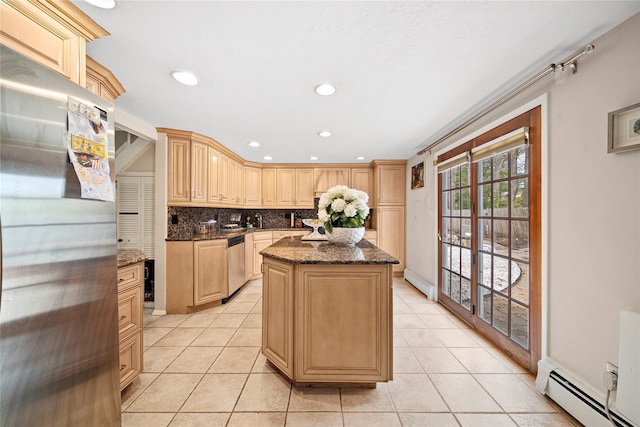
252, 231, 273, 279
262, 259, 393, 384
194, 240, 227, 305
166, 240, 228, 314
117, 262, 143, 391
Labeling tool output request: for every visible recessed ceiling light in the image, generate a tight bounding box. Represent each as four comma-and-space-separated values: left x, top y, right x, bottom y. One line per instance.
310, 156, 319, 161
317, 131, 332, 137
263, 155, 273, 161
314, 83, 336, 96
171, 70, 198, 86
356, 156, 365, 160
247, 141, 260, 148
83, 0, 115, 9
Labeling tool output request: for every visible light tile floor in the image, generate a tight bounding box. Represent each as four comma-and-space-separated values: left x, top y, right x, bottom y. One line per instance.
122, 278, 580, 427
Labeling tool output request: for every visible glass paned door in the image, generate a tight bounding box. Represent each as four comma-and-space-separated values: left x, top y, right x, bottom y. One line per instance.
437, 107, 541, 372
476, 145, 531, 350
440, 162, 473, 322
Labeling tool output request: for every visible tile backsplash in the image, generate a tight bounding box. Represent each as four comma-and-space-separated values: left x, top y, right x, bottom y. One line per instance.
168, 206, 318, 236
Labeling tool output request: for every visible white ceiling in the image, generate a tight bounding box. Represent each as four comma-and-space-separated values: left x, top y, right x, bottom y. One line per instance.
72, 1, 640, 164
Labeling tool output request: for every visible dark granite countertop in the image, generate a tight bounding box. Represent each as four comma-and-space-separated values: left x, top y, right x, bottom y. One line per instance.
260, 236, 399, 265
117, 249, 148, 268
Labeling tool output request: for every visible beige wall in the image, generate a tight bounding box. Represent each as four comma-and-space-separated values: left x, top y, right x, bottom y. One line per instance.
405, 12, 640, 393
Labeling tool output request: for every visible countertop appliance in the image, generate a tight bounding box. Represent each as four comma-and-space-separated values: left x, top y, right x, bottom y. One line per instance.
226, 235, 246, 300
0, 45, 121, 425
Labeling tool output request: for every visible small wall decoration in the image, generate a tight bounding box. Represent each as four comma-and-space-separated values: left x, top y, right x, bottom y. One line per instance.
411, 161, 424, 189
608, 102, 640, 153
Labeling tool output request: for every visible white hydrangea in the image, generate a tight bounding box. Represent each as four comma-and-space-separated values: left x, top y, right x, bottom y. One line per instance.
317, 209, 330, 223
317, 185, 370, 230
331, 198, 347, 212
344, 204, 357, 217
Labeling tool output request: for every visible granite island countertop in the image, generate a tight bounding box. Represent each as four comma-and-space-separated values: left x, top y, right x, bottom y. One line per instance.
260, 236, 398, 265
117, 249, 148, 268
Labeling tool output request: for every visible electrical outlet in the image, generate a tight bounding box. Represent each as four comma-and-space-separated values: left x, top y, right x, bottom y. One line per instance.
606, 362, 618, 375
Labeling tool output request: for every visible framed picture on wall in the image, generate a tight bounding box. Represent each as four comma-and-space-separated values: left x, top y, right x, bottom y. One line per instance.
608, 102, 640, 153
411, 161, 424, 189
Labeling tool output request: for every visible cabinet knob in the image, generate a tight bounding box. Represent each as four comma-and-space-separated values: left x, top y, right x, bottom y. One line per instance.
120, 364, 127, 371
119, 315, 126, 321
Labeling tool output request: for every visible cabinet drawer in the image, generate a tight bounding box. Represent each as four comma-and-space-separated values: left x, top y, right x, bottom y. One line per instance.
118, 285, 142, 341
118, 263, 143, 291
273, 230, 308, 240
119, 331, 142, 391
253, 231, 273, 241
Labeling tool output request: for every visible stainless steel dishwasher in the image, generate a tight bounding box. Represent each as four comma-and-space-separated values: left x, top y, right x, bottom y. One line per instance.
226, 235, 246, 300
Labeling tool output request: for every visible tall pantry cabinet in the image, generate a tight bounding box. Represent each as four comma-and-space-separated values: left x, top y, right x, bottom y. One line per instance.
372, 160, 406, 275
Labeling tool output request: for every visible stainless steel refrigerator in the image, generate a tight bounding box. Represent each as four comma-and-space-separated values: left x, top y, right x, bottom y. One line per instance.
0, 45, 121, 426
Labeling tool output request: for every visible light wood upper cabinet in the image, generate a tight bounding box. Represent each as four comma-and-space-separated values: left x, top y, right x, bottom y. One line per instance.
244, 166, 262, 207
295, 169, 314, 207
262, 169, 277, 206
86, 56, 125, 102
167, 136, 191, 204
0, 0, 109, 86
351, 167, 373, 197
277, 169, 296, 206
314, 168, 350, 194
373, 161, 406, 206
191, 140, 208, 204
218, 154, 230, 203
207, 147, 220, 203
193, 239, 227, 305
233, 160, 244, 205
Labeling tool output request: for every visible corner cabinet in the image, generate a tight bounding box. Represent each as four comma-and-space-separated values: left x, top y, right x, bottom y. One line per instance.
85, 56, 125, 102
166, 240, 228, 314
117, 262, 143, 391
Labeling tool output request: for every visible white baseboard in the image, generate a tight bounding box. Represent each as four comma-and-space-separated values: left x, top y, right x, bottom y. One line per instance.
151, 309, 167, 316
403, 269, 437, 301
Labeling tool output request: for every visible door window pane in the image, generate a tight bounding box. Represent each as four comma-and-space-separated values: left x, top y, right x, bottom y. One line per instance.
493, 293, 509, 335
442, 243, 450, 268
479, 219, 492, 251
442, 269, 451, 296
478, 285, 492, 324
492, 152, 509, 180
511, 178, 528, 217
510, 146, 528, 176
512, 263, 529, 305
442, 191, 451, 216
478, 251, 491, 286
511, 221, 529, 261
493, 182, 509, 212
461, 248, 471, 279
493, 256, 509, 292
479, 184, 492, 216
451, 274, 461, 303
479, 158, 492, 183
442, 218, 451, 243
493, 219, 509, 257
453, 189, 461, 216
461, 278, 471, 310
511, 301, 529, 349
461, 218, 471, 248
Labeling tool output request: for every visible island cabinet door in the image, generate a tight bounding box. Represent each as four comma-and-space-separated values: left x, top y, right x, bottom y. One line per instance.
262, 258, 295, 379
295, 264, 392, 383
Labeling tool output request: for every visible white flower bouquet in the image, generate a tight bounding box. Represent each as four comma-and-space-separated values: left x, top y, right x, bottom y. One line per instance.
317, 185, 370, 233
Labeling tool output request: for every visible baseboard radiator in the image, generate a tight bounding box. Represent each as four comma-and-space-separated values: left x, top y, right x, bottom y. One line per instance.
403, 269, 437, 300
536, 309, 639, 427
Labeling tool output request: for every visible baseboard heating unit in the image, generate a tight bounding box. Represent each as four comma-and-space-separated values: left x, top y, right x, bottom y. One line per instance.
538, 366, 634, 427
403, 269, 437, 300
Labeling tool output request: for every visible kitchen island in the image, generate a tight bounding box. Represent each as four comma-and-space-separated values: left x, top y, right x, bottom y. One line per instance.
260, 236, 398, 386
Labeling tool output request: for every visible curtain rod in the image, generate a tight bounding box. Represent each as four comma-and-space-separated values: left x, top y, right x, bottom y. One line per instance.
416, 43, 595, 156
